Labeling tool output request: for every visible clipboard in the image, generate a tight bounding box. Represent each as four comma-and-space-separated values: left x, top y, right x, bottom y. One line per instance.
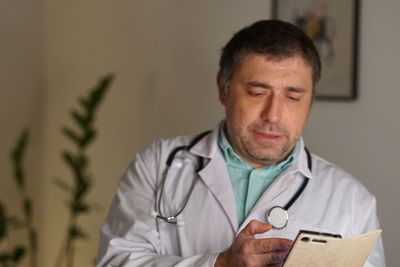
283, 229, 382, 267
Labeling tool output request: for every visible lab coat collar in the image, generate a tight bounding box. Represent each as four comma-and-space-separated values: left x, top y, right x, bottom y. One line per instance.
188, 122, 313, 231
285, 138, 313, 180
190, 121, 313, 180
189, 122, 221, 159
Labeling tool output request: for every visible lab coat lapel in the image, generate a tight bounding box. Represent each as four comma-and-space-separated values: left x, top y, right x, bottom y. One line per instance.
191, 124, 238, 232
198, 153, 238, 232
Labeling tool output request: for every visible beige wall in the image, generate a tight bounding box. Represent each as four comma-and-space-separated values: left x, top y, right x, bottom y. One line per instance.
1, 0, 399, 266
0, 1, 44, 265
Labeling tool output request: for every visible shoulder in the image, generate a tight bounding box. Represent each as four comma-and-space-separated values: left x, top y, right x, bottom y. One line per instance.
135, 126, 218, 162
307, 153, 379, 236
135, 133, 197, 160
310, 153, 375, 202
121, 133, 199, 189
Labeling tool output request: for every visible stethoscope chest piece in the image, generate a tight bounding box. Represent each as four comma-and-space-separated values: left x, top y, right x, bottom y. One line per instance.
267, 206, 288, 229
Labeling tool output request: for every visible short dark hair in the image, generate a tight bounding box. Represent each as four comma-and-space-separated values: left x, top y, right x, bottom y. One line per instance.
219, 20, 321, 93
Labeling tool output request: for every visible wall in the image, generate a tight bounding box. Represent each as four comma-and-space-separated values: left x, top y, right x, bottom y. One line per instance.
303, 0, 400, 265
0, 1, 44, 265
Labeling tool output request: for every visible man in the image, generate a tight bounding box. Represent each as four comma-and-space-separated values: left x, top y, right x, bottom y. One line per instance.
97, 20, 385, 266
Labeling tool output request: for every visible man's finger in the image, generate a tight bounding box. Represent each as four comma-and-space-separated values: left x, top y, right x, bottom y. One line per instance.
249, 250, 290, 266
250, 237, 293, 254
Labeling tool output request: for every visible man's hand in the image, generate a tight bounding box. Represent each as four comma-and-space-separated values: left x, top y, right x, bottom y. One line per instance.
215, 220, 293, 267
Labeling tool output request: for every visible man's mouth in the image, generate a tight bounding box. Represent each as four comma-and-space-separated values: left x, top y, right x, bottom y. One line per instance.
253, 130, 283, 142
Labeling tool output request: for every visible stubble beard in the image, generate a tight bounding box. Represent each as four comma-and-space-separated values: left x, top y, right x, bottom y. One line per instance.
231, 124, 295, 167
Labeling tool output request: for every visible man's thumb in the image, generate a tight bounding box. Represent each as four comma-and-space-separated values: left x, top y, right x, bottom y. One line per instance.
241, 219, 272, 237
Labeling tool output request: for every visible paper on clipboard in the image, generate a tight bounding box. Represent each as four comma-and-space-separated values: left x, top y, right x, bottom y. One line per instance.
283, 229, 382, 267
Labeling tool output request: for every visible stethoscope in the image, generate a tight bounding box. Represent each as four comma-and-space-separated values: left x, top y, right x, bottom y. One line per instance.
266, 148, 311, 229
150, 131, 312, 229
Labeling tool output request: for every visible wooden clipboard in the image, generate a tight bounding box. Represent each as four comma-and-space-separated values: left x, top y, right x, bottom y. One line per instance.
283, 229, 382, 267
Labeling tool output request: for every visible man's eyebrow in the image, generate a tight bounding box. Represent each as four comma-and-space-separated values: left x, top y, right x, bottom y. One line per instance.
286, 86, 307, 93
246, 81, 272, 89
247, 82, 307, 93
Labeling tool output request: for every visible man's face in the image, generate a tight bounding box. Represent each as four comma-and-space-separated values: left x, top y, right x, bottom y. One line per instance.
218, 53, 313, 168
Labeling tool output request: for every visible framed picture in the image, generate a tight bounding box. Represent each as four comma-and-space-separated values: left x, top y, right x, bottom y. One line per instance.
272, 0, 360, 100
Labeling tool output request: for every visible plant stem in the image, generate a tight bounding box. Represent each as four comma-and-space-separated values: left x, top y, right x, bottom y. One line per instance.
66, 213, 77, 267
53, 211, 77, 267
55, 74, 113, 267
52, 232, 67, 267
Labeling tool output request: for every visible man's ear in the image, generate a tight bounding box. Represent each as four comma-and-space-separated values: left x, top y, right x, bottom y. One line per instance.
217, 72, 227, 105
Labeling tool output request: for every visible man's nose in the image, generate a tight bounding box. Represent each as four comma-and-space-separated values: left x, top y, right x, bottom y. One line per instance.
260, 95, 282, 124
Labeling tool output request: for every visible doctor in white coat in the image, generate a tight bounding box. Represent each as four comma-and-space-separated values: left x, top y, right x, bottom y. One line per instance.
97, 20, 385, 266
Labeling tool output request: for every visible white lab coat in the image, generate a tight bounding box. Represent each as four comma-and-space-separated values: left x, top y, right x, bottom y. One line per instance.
97, 125, 385, 267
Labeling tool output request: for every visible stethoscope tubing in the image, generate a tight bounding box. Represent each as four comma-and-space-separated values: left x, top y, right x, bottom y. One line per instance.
283, 147, 312, 211
155, 130, 211, 223
154, 131, 312, 227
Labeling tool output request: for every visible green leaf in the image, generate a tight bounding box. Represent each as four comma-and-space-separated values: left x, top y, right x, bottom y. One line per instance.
0, 253, 11, 263
12, 245, 26, 262
62, 127, 81, 145
79, 97, 90, 110
62, 151, 79, 171
71, 109, 89, 128
74, 178, 91, 201
23, 198, 32, 220
71, 201, 90, 214
54, 177, 72, 193
75, 154, 88, 170
80, 128, 96, 148
11, 129, 29, 163
10, 129, 29, 190
69, 226, 87, 240
62, 152, 88, 175
29, 230, 38, 251
0, 203, 7, 240
87, 74, 114, 112
13, 166, 24, 189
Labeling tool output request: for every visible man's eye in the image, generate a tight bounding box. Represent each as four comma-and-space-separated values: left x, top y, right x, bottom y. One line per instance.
248, 90, 265, 97
250, 92, 262, 96
288, 96, 300, 101
287, 92, 302, 101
